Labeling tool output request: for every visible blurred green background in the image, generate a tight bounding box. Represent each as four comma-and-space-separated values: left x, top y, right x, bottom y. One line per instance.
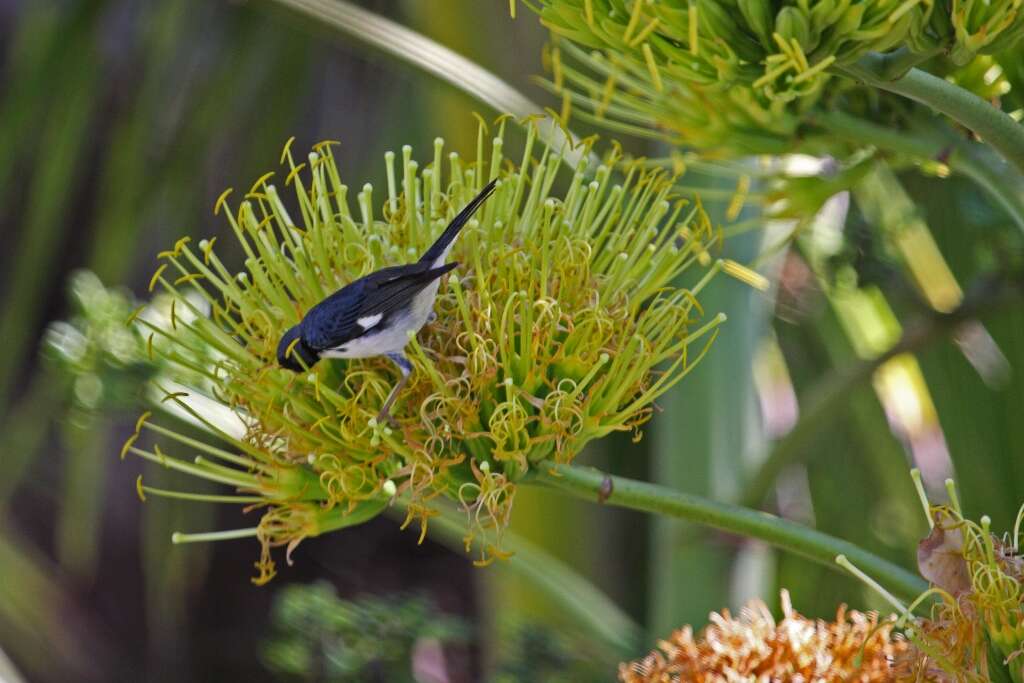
1, 1, 1022, 681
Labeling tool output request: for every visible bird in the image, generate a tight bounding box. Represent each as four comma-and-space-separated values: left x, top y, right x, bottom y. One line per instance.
276, 178, 498, 425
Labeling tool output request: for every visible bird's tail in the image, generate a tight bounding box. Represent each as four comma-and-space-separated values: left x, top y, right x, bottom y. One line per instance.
419, 178, 498, 267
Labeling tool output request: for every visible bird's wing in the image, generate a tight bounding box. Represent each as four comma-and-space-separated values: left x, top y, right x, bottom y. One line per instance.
301, 262, 456, 351
300, 277, 369, 351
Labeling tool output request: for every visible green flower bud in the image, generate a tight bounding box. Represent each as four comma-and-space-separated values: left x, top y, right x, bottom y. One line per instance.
533, 0, 1022, 156
774, 6, 812, 52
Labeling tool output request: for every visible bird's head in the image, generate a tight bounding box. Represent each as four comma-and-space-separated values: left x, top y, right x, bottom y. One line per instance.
276, 325, 318, 372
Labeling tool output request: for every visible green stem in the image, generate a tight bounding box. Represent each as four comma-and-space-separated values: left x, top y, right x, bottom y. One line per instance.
861, 45, 945, 80
812, 110, 1024, 233
839, 54, 1024, 174
533, 460, 927, 601
812, 109, 935, 158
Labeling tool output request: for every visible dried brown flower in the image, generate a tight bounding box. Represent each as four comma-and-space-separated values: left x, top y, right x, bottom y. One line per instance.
620, 590, 906, 682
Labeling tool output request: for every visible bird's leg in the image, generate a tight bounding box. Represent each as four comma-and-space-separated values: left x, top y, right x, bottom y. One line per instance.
427, 311, 437, 324
377, 352, 412, 428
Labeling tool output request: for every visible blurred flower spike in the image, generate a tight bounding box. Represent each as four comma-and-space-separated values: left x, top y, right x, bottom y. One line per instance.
840, 469, 1024, 681
534, 0, 1024, 154
123, 117, 728, 582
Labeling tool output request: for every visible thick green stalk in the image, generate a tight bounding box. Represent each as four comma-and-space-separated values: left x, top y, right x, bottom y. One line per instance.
812, 110, 1024, 233
840, 54, 1024, 174
533, 461, 927, 602
860, 46, 945, 80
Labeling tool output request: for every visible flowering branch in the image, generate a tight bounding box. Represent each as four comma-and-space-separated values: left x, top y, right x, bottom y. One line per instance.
532, 460, 927, 602
840, 54, 1024, 174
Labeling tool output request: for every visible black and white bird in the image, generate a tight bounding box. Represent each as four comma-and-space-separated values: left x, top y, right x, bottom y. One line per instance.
276, 179, 497, 423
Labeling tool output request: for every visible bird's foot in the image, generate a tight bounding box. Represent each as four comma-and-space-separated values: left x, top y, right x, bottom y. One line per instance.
376, 408, 400, 430
427, 311, 437, 324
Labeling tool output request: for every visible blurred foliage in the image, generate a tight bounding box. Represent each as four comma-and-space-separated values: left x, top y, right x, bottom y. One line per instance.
43, 271, 154, 412
4, 0, 1024, 681
262, 582, 467, 682
490, 620, 609, 682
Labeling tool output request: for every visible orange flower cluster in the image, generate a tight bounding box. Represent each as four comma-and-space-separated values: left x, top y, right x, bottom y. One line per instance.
620, 591, 906, 682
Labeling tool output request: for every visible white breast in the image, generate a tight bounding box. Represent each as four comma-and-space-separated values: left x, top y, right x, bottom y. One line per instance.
320, 282, 441, 360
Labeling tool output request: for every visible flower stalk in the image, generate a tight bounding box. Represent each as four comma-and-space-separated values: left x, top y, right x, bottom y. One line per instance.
532, 460, 928, 601
811, 109, 1024, 234
839, 54, 1024, 174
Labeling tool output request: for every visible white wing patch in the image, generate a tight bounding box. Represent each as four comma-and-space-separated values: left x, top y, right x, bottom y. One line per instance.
356, 313, 383, 330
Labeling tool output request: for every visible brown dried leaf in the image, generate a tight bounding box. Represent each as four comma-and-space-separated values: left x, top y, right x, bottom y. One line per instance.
917, 516, 971, 596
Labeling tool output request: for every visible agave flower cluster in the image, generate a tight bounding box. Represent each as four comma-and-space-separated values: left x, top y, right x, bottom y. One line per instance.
889, 480, 1024, 681
124, 119, 727, 581
534, 0, 1024, 154
619, 590, 906, 682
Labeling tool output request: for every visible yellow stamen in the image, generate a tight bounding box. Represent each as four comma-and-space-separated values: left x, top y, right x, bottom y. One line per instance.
622, 0, 645, 44
753, 61, 794, 89
125, 304, 146, 326
248, 171, 275, 196
597, 73, 618, 119
560, 91, 573, 125
200, 236, 217, 264
135, 411, 152, 435
790, 38, 809, 71
148, 264, 167, 292
791, 55, 836, 84
552, 46, 563, 90
279, 135, 296, 164
671, 152, 686, 175
174, 273, 203, 287
630, 17, 661, 47
642, 43, 664, 92
213, 188, 233, 216
772, 32, 793, 59
722, 259, 769, 291
688, 1, 699, 55
120, 433, 138, 461
726, 175, 750, 221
